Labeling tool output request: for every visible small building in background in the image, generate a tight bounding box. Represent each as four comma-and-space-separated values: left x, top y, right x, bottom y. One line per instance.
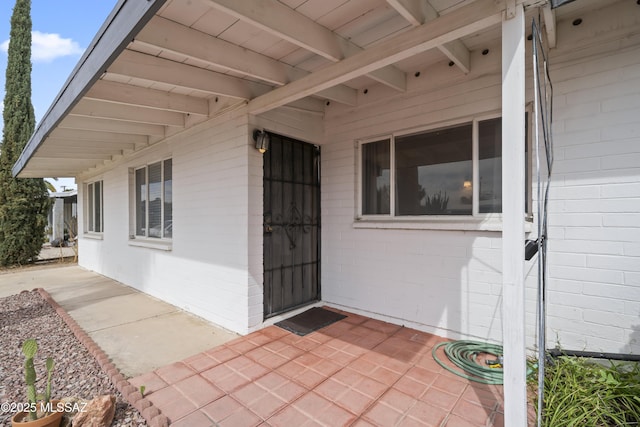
48, 190, 77, 245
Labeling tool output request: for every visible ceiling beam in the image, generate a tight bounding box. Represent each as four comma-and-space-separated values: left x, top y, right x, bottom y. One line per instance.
28, 158, 107, 168
70, 98, 186, 127
204, 0, 407, 92
138, 16, 288, 85
208, 0, 343, 60
315, 85, 357, 106
38, 143, 131, 154
387, 0, 470, 73
72, 98, 184, 127
134, 16, 357, 106
387, 0, 423, 26
542, 4, 557, 48
107, 49, 272, 100
48, 128, 148, 145
85, 80, 209, 115
248, 0, 501, 114
58, 115, 166, 136
19, 169, 79, 179
33, 151, 114, 161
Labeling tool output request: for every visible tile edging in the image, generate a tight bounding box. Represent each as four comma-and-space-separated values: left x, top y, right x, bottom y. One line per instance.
35, 287, 170, 427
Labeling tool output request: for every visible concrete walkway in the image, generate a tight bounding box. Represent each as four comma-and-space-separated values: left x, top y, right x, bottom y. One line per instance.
0, 263, 238, 377
37, 244, 77, 261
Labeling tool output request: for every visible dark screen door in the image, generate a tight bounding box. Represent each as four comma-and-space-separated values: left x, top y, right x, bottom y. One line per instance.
263, 133, 320, 318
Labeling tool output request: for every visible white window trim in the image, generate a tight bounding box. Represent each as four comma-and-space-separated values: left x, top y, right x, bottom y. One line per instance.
355, 134, 393, 218
84, 179, 103, 236
83, 233, 104, 241
128, 158, 172, 248
355, 109, 533, 231
353, 216, 533, 232
128, 239, 172, 251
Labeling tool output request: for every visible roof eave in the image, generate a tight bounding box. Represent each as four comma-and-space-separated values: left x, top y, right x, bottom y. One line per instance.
12, 0, 168, 178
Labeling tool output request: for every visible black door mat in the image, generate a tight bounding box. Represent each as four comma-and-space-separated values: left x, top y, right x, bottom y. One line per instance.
275, 307, 347, 336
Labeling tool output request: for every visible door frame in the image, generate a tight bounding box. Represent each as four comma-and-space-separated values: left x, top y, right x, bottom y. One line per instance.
262, 132, 321, 319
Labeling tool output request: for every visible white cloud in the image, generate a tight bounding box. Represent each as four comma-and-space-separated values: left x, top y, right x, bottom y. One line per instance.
31, 31, 83, 62
0, 31, 83, 63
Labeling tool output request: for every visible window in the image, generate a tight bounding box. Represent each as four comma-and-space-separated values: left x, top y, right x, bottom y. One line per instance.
86, 180, 103, 233
359, 115, 529, 219
361, 139, 391, 215
134, 159, 172, 239
478, 118, 503, 213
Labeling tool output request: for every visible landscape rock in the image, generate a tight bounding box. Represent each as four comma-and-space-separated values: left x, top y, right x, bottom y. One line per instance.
59, 397, 89, 427
72, 394, 116, 427
0, 289, 149, 426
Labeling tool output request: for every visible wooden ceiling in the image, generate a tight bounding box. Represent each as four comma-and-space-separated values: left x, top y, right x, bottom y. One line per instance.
13, 0, 614, 178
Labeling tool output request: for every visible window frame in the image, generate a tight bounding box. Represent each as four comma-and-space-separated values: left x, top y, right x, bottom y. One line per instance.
130, 158, 172, 242
356, 110, 532, 227
358, 135, 393, 219
84, 180, 103, 235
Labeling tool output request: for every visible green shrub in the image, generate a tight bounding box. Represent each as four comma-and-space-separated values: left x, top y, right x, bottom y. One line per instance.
531, 356, 640, 426
0, 0, 50, 267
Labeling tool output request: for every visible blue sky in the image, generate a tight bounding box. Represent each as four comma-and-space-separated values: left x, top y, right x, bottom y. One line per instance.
1, 0, 119, 190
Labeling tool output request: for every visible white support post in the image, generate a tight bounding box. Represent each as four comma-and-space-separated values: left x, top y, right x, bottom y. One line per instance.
502, 4, 528, 427
52, 198, 65, 242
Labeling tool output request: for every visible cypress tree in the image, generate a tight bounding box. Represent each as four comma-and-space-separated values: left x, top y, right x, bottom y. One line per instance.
0, 0, 50, 266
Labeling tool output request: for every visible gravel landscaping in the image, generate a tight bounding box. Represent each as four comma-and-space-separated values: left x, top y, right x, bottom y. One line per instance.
0, 290, 147, 426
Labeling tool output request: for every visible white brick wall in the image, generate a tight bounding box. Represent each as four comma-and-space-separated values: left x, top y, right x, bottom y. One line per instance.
77, 102, 324, 335
78, 115, 256, 334
543, 1, 640, 353
321, 0, 640, 354
321, 47, 506, 343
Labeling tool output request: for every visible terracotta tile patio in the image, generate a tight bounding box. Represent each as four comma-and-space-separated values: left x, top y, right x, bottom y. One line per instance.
130, 309, 505, 426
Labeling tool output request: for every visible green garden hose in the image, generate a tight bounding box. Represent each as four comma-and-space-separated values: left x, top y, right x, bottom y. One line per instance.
432, 340, 504, 385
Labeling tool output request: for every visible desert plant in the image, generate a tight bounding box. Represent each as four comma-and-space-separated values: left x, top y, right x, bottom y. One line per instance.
21, 339, 55, 421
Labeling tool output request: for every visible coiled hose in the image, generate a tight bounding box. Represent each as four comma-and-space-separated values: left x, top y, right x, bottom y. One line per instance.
432, 340, 504, 385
